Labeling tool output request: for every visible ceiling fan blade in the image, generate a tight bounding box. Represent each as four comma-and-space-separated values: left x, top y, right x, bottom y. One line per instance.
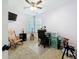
37, 7, 42, 9
25, 0, 31, 4
36, 0, 42, 5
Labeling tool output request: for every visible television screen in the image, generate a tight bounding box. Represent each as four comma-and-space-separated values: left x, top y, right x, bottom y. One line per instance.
8, 12, 17, 21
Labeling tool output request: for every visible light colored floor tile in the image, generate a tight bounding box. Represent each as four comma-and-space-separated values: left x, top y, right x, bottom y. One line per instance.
8, 37, 73, 59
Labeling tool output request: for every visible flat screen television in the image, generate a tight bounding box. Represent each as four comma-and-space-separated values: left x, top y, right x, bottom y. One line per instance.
8, 12, 17, 21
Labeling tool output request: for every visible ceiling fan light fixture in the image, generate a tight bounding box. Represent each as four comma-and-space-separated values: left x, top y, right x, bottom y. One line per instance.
25, 0, 42, 11
30, 6, 37, 11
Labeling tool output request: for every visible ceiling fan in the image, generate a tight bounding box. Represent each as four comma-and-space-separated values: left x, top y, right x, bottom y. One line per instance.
24, 0, 42, 11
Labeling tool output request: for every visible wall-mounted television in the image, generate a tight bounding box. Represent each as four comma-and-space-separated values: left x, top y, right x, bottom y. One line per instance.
8, 12, 17, 21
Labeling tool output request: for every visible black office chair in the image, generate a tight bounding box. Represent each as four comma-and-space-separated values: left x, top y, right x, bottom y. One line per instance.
38, 29, 50, 48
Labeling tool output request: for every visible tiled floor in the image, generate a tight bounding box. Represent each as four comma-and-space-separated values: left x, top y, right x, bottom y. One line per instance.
8, 36, 73, 59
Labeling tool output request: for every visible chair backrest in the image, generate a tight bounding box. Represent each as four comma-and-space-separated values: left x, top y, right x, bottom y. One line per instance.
8, 30, 17, 42
38, 29, 46, 39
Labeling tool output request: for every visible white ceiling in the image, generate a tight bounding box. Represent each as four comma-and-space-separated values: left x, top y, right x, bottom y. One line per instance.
8, 0, 71, 15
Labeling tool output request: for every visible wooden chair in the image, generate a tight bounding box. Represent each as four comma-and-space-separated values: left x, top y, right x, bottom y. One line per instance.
8, 30, 23, 48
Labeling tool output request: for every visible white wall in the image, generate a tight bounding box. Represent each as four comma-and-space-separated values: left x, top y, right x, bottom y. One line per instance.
8, 0, 28, 36
42, 0, 77, 48
2, 0, 8, 59
8, 12, 26, 36
2, 0, 8, 46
